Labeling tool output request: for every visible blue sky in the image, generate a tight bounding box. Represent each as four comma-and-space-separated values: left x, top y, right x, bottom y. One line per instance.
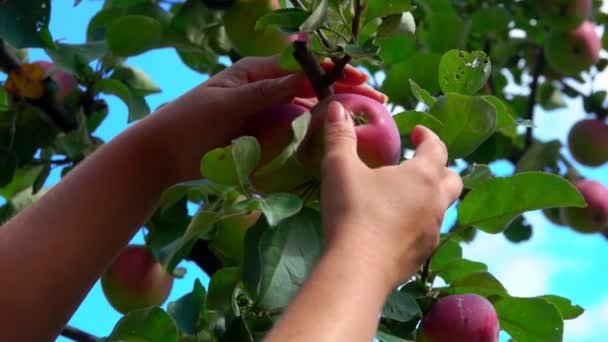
24, 2, 608, 341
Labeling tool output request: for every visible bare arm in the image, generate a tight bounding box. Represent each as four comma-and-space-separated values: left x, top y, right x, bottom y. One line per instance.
266, 103, 463, 342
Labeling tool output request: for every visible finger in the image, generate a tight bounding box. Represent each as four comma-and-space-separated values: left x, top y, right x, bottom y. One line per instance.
293, 97, 317, 110
410, 126, 448, 167
208, 56, 299, 87
323, 101, 358, 159
443, 171, 464, 204
320, 61, 369, 84
333, 83, 388, 103
229, 73, 306, 114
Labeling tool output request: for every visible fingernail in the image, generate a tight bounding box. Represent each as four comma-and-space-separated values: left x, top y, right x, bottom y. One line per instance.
327, 102, 345, 123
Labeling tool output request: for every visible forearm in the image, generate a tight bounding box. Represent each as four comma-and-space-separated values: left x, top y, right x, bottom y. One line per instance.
265, 246, 395, 342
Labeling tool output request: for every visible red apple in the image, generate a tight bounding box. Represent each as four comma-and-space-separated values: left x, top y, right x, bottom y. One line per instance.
538, 0, 592, 31
567, 119, 608, 167
245, 103, 314, 193
298, 93, 401, 177
561, 179, 608, 234
35, 61, 78, 103
545, 21, 601, 76
417, 294, 499, 342
101, 245, 174, 314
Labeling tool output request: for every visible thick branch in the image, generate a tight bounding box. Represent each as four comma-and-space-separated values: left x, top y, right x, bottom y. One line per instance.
292, 41, 334, 101
351, 0, 364, 42
524, 48, 545, 148
60, 326, 97, 342
326, 55, 352, 84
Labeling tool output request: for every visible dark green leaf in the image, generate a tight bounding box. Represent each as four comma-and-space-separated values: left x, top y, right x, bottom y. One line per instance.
436, 258, 487, 283
231, 136, 261, 190
299, 0, 328, 33
111, 64, 161, 96
383, 52, 441, 106
167, 280, 206, 335
503, 217, 533, 243
438, 50, 491, 95
256, 8, 309, 32
45, 41, 107, 75
0, 0, 54, 48
461, 164, 493, 190
429, 93, 497, 158
480, 95, 518, 139
393, 111, 444, 140
0, 165, 43, 200
94, 78, 150, 122
259, 193, 303, 227
382, 291, 421, 322
207, 267, 241, 315
539, 295, 584, 320
366, 0, 413, 22
0, 149, 17, 187
409, 80, 436, 107
0, 88, 8, 112
419, 12, 469, 53
377, 12, 416, 39
458, 172, 586, 233
447, 271, 508, 297
256, 113, 310, 176
377, 330, 415, 342
105, 307, 178, 342
106, 15, 163, 56
494, 296, 563, 342
430, 239, 462, 272
471, 7, 510, 36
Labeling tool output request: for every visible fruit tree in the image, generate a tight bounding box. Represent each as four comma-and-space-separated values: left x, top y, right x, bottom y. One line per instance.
1, 0, 607, 341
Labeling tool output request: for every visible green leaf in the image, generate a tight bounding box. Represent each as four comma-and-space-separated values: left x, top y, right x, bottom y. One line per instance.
503, 217, 533, 243
436, 258, 488, 283
207, 267, 241, 316
539, 82, 567, 111
167, 280, 206, 335
447, 271, 508, 297
378, 34, 416, 65
377, 12, 416, 39
87, 8, 123, 41
383, 52, 441, 106
105, 307, 179, 342
461, 164, 493, 190
256, 8, 309, 32
393, 111, 443, 138
0, 165, 43, 200
494, 296, 563, 342
299, 0, 328, 33
366, 0, 413, 22
106, 15, 163, 56
0, 149, 17, 187
438, 50, 491, 95
279, 43, 300, 71
94, 78, 150, 122
539, 295, 584, 320
429, 93, 497, 159
376, 330, 415, 342
231, 136, 261, 190
0, 0, 54, 48
458, 172, 586, 233
471, 7, 510, 36
382, 291, 421, 322
480, 95, 518, 138
259, 193, 303, 227
201, 146, 240, 187
111, 64, 162, 96
45, 41, 108, 75
0, 88, 8, 112
430, 239, 462, 272
256, 113, 310, 176
419, 12, 469, 53
160, 179, 228, 212
243, 208, 323, 310
516, 140, 562, 173
409, 80, 436, 107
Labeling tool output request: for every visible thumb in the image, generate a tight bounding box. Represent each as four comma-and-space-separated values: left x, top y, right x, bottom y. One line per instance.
233, 73, 305, 113
324, 101, 357, 158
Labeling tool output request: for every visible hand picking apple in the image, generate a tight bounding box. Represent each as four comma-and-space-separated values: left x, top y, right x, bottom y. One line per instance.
0, 55, 460, 341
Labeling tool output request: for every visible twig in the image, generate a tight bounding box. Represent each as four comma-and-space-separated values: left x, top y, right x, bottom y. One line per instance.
292, 41, 334, 100
326, 55, 352, 84
420, 224, 471, 284
289, 0, 333, 49
524, 47, 544, 149
351, 0, 364, 43
60, 326, 98, 342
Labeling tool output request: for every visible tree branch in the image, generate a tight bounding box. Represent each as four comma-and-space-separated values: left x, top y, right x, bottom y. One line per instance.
524, 48, 545, 149
292, 41, 334, 101
351, 0, 364, 43
60, 326, 98, 342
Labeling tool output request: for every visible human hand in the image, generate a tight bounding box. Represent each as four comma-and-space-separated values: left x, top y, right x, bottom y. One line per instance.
137, 56, 385, 183
319, 102, 463, 289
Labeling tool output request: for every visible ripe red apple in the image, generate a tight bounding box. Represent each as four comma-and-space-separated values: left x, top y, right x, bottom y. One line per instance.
209, 208, 261, 265
101, 245, 174, 314
537, 0, 592, 31
561, 179, 608, 234
417, 294, 499, 342
245, 103, 314, 193
223, 0, 293, 56
545, 21, 601, 76
298, 94, 401, 177
35, 61, 78, 103
567, 119, 608, 167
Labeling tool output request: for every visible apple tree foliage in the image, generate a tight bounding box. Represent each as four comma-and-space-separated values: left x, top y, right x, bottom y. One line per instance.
1, 0, 608, 341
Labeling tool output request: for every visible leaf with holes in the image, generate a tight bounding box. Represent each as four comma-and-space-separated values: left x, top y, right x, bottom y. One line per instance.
439, 50, 491, 95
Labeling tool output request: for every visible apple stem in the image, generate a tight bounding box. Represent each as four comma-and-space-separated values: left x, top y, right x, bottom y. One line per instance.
60, 325, 97, 342
292, 41, 335, 101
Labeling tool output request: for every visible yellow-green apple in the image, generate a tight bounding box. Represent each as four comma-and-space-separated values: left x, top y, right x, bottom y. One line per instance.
101, 245, 174, 314
417, 294, 499, 342
245, 103, 314, 193
209, 209, 261, 265
298, 94, 401, 178
35, 61, 78, 103
561, 179, 608, 233
567, 119, 608, 167
223, 0, 291, 56
545, 21, 601, 76
537, 0, 592, 31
